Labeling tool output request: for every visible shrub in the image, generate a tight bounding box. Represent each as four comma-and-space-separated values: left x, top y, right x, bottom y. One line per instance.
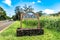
23, 16, 60, 31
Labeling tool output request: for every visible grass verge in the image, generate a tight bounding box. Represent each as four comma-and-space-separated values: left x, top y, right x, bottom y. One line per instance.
0, 21, 60, 40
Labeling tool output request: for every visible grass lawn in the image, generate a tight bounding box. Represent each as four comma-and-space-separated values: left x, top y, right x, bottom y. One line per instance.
0, 21, 60, 40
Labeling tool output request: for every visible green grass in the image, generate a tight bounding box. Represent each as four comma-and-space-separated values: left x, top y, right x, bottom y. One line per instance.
0, 21, 60, 40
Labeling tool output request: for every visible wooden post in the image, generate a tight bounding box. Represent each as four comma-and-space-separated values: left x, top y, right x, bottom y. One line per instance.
20, 13, 22, 28
37, 14, 40, 28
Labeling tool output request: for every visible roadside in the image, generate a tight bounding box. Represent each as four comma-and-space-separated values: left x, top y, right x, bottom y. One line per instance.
0, 21, 14, 33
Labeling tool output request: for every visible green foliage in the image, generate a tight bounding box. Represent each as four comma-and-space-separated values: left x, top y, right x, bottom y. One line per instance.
0, 7, 7, 20
23, 20, 38, 26
50, 12, 60, 16
23, 16, 60, 31
37, 11, 43, 16
22, 20, 38, 28
14, 4, 34, 20
12, 15, 16, 20
40, 16, 60, 31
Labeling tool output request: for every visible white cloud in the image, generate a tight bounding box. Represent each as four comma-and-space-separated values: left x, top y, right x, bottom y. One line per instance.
31, 0, 41, 5
37, 0, 41, 3
43, 9, 55, 14
32, 2, 35, 4
2, 0, 11, 6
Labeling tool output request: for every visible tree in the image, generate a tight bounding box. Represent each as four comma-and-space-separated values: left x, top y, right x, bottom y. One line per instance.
12, 15, 16, 20
14, 4, 34, 20
0, 7, 7, 20
50, 12, 60, 16
37, 11, 43, 16
58, 12, 60, 15
15, 6, 21, 20
23, 4, 34, 12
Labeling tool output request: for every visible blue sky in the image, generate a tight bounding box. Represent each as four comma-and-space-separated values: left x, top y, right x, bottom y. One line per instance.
0, 0, 60, 17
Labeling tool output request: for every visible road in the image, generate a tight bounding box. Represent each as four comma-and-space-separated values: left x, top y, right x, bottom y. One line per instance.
0, 21, 14, 31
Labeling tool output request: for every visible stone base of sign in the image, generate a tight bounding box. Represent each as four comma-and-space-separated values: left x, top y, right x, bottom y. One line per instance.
16, 28, 44, 36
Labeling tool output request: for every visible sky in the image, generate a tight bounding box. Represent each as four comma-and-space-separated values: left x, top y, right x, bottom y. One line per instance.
0, 0, 60, 17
